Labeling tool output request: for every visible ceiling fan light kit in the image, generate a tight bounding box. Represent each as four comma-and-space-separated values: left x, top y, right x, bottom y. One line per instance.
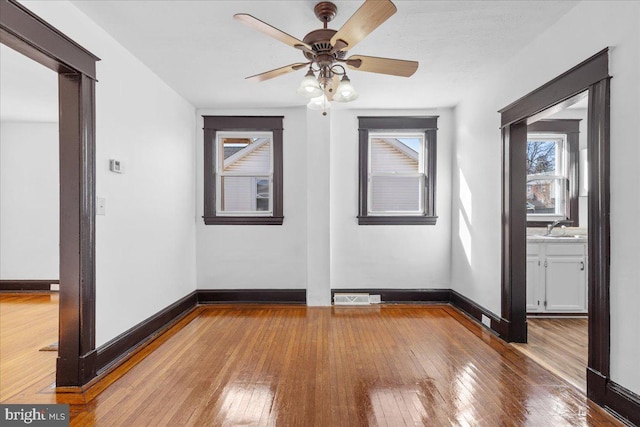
234, 0, 418, 114
333, 75, 359, 102
307, 94, 331, 114
296, 69, 324, 98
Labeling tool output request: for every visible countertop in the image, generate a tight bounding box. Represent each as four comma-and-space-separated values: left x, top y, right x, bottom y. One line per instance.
526, 227, 588, 243
527, 235, 588, 243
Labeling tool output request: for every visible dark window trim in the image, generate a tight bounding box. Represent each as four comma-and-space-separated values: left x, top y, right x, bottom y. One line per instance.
526, 119, 581, 226
203, 116, 284, 225
357, 116, 438, 225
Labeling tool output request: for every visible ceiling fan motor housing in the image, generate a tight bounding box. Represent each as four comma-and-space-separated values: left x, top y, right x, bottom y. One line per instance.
303, 29, 345, 61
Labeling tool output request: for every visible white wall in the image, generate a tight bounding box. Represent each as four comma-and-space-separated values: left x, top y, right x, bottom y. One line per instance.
331, 109, 453, 290
451, 0, 640, 394
0, 122, 59, 280
22, 1, 198, 347
196, 107, 452, 303
196, 108, 309, 292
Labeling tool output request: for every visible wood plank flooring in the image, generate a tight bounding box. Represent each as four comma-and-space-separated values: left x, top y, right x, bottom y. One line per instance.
0, 295, 622, 426
0, 293, 58, 402
512, 317, 588, 393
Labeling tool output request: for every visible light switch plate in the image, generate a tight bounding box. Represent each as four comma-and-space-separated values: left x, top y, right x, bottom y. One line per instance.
97, 197, 106, 215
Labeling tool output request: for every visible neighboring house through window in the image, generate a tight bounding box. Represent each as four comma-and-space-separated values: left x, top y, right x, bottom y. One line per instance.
358, 116, 438, 225
203, 116, 284, 225
526, 119, 580, 225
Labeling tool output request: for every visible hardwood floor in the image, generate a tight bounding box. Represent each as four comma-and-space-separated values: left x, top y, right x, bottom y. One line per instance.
0, 293, 58, 403
512, 317, 588, 393
0, 295, 622, 426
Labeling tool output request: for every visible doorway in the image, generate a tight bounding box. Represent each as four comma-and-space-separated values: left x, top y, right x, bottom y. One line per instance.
0, 0, 99, 387
511, 90, 590, 392
499, 48, 610, 404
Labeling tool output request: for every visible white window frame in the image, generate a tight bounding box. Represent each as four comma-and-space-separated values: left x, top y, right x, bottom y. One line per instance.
526, 133, 568, 222
367, 131, 426, 216
215, 131, 274, 216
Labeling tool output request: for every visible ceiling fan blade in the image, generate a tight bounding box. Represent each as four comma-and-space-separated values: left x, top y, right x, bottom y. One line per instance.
246, 63, 308, 82
234, 14, 313, 51
345, 55, 418, 77
330, 0, 397, 52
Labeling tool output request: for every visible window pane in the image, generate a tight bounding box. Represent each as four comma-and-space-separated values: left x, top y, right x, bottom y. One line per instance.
221, 138, 271, 174
256, 179, 270, 212
221, 176, 270, 213
527, 139, 557, 175
526, 177, 567, 215
370, 137, 421, 173
370, 175, 421, 212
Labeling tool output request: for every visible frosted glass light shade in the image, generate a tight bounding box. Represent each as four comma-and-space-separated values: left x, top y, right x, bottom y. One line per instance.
307, 94, 330, 110
333, 76, 359, 102
296, 71, 323, 98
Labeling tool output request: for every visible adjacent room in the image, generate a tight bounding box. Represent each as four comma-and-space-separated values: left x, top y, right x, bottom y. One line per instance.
1, 0, 638, 425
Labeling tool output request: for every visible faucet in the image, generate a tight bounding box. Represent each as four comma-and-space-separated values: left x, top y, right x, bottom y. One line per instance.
546, 219, 572, 236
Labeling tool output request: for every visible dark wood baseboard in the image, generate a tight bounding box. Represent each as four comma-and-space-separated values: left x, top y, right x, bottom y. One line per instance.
0, 280, 59, 291
197, 289, 306, 304
94, 291, 198, 374
606, 381, 640, 426
330, 288, 508, 339
331, 288, 450, 304
588, 367, 640, 426
450, 290, 510, 339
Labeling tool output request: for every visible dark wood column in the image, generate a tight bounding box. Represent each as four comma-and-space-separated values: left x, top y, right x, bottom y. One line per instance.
586, 77, 611, 404
57, 72, 97, 386
501, 121, 528, 343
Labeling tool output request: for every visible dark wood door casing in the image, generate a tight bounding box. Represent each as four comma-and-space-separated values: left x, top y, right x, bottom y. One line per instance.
0, 0, 99, 386
499, 49, 610, 406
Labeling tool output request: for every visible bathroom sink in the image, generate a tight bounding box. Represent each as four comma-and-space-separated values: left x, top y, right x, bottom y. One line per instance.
528, 234, 586, 241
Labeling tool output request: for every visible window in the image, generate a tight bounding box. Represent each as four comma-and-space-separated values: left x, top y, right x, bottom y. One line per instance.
203, 116, 284, 225
217, 132, 273, 214
526, 120, 580, 225
358, 116, 438, 225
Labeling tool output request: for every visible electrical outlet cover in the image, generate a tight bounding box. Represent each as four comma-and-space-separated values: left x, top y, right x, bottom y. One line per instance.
481, 314, 491, 327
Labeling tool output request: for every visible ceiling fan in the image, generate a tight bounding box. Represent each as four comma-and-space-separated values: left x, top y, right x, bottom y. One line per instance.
234, 0, 418, 112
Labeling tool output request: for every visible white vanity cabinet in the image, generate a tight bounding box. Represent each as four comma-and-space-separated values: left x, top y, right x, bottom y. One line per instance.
526, 240, 587, 314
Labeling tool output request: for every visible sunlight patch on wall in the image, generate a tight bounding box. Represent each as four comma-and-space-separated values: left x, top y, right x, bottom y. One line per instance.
459, 168, 472, 223
459, 210, 472, 265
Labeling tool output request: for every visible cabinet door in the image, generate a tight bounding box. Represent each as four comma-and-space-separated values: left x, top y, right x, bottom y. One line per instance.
545, 256, 587, 312
526, 256, 542, 312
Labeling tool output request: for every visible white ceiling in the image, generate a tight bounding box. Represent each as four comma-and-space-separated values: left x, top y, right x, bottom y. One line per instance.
1, 0, 580, 121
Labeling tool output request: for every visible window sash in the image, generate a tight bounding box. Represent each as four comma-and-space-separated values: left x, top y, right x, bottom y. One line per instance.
215, 131, 274, 216
367, 132, 426, 216
527, 133, 568, 220
216, 175, 272, 216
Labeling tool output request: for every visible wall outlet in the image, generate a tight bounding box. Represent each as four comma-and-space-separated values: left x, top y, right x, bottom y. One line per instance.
481, 314, 491, 328
369, 295, 381, 304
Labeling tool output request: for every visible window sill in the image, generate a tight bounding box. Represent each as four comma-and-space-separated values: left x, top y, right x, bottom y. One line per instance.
358, 216, 438, 225
203, 216, 284, 225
